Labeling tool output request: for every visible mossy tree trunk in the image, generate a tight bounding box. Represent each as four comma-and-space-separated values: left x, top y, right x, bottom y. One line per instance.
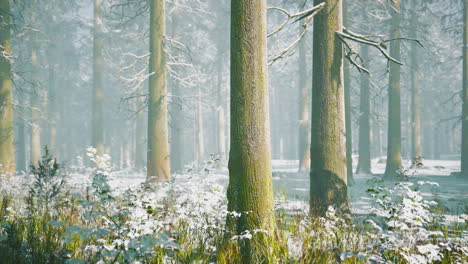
0, 0, 15, 176
310, 0, 348, 214
356, 44, 372, 174
147, 0, 170, 182
461, 0, 468, 177
92, 0, 104, 156
383, 0, 402, 180
298, 23, 310, 173
227, 0, 275, 262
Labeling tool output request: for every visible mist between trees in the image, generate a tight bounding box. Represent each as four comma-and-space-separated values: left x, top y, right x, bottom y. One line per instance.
0, 0, 467, 263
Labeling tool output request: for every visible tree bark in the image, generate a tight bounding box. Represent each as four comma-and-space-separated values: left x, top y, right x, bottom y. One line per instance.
383, 0, 402, 180
147, 0, 171, 181
461, 0, 468, 177
0, 0, 15, 176
310, 0, 348, 214
227, 0, 275, 262
356, 44, 372, 174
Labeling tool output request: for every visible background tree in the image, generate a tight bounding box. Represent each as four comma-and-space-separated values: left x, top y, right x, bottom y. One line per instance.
343, 0, 354, 184
462, 0, 468, 177
147, 0, 170, 181
410, 1, 422, 160
383, 0, 402, 180
92, 0, 104, 155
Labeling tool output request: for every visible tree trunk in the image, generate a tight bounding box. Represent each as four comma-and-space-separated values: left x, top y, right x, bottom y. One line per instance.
16, 91, 26, 172
227, 1, 275, 262
30, 45, 41, 167
410, 14, 421, 160
147, 0, 171, 181
92, 0, 104, 156
461, 0, 468, 177
135, 92, 146, 169
196, 86, 204, 164
298, 29, 310, 172
356, 44, 372, 174
343, 0, 354, 185
383, 0, 402, 180
0, 0, 15, 176
47, 55, 57, 155
217, 61, 226, 168
169, 2, 184, 173
310, 0, 348, 214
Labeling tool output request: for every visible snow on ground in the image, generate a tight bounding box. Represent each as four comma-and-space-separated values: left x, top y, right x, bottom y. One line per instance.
10, 157, 465, 218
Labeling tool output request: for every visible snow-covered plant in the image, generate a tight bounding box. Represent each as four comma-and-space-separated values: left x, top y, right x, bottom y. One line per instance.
365, 179, 467, 264
29, 146, 67, 212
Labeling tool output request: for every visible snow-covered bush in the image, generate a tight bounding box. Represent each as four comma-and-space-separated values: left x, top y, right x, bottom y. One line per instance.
365, 179, 468, 264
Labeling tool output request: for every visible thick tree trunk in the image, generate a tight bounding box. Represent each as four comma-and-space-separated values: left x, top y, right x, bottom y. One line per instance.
356, 44, 372, 174
0, 0, 15, 176
227, 1, 275, 262
310, 0, 348, 214
298, 27, 310, 172
383, 0, 402, 180
147, 0, 171, 181
92, 0, 104, 156
461, 0, 468, 177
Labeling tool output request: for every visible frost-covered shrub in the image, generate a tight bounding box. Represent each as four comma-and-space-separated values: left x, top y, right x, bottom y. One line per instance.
365, 179, 468, 264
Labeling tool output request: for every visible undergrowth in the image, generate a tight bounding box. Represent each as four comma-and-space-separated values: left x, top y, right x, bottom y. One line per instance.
0, 148, 466, 264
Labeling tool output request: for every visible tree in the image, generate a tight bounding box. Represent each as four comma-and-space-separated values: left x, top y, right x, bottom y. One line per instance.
169, 0, 184, 173
298, 23, 310, 172
462, 0, 468, 178
147, 0, 171, 181
356, 43, 372, 174
343, 0, 354, 184
30, 14, 41, 166
227, 0, 275, 262
410, 3, 422, 161
0, 0, 15, 176
92, 0, 104, 155
310, 0, 348, 214
383, 0, 402, 180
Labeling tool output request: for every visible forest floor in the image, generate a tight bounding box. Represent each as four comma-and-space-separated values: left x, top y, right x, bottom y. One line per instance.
3, 155, 466, 263
64, 157, 467, 218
